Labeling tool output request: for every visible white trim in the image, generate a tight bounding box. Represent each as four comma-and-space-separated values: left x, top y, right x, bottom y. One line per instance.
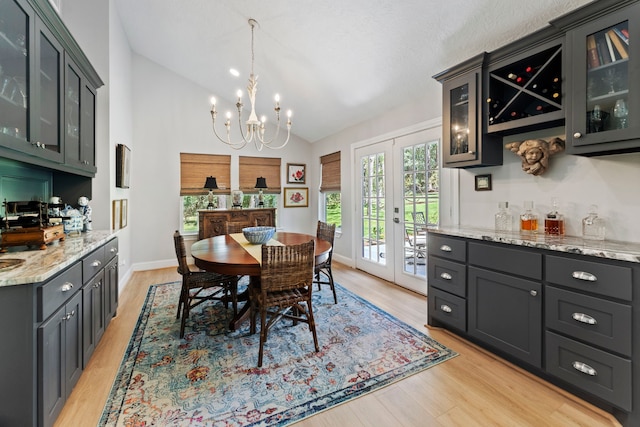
48, 0, 61, 14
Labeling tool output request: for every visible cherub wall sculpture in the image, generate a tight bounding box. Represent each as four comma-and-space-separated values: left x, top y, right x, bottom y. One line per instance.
505, 137, 565, 176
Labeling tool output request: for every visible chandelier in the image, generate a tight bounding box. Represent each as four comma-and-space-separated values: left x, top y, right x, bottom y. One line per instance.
210, 18, 292, 151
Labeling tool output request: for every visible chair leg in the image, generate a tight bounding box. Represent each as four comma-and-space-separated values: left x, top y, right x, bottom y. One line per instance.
306, 299, 320, 353
258, 306, 268, 367
327, 267, 337, 304
180, 290, 190, 338
176, 280, 187, 319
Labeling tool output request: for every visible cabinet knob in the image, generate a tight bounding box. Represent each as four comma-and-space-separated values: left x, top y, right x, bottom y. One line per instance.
572, 312, 597, 325
110, 248, 117, 254
61, 282, 74, 292
440, 272, 452, 280
440, 304, 453, 313
439, 245, 452, 252
572, 271, 597, 282
573, 132, 582, 139
572, 361, 597, 376
530, 290, 538, 297
91, 260, 102, 267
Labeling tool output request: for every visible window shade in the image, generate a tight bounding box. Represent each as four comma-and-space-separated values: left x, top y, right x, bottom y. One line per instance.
320, 151, 341, 192
179, 153, 231, 196
238, 156, 281, 193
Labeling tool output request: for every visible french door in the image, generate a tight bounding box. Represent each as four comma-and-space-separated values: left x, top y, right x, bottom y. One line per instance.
355, 127, 440, 295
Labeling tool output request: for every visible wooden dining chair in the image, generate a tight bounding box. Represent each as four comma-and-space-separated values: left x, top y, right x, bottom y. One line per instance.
173, 231, 239, 338
314, 220, 337, 303
250, 240, 318, 367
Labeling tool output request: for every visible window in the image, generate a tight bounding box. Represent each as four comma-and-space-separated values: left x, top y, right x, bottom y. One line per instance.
320, 152, 341, 229
179, 153, 231, 233
238, 156, 282, 194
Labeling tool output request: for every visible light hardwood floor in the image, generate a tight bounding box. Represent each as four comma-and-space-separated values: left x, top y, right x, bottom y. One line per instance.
55, 263, 620, 427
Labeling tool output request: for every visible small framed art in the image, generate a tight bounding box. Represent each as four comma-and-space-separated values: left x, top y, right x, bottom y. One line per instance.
284, 187, 309, 207
475, 174, 492, 191
116, 144, 131, 188
120, 199, 128, 228
286, 163, 306, 184
112, 200, 121, 230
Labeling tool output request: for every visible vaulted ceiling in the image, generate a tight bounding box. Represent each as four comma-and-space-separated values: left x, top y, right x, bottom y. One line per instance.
113, 0, 592, 143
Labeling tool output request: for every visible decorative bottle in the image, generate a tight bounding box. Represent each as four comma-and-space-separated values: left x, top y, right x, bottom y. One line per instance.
495, 201, 512, 233
582, 205, 605, 241
520, 201, 538, 235
544, 197, 565, 236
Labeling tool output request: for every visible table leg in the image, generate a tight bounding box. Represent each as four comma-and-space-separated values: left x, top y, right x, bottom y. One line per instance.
228, 276, 258, 330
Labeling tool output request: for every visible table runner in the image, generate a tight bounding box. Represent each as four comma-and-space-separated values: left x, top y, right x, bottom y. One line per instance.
229, 233, 283, 265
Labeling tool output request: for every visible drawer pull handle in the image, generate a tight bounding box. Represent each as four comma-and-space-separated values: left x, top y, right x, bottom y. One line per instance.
440, 304, 452, 313
63, 310, 75, 321
61, 282, 74, 292
440, 272, 452, 280
572, 361, 597, 376
110, 248, 117, 253
572, 312, 597, 325
91, 260, 102, 267
439, 245, 452, 252
572, 271, 597, 282
530, 290, 538, 297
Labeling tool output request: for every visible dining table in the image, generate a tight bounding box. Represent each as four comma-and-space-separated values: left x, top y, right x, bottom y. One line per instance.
191, 231, 332, 330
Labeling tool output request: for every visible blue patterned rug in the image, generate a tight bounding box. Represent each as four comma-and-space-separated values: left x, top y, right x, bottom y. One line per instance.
99, 281, 457, 426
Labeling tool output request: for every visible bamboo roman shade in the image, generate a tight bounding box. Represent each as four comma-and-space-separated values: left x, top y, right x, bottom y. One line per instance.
179, 153, 231, 196
239, 156, 281, 193
320, 151, 341, 192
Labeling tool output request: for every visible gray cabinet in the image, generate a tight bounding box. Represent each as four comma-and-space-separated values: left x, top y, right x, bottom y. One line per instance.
434, 53, 503, 168
0, 236, 118, 427
558, 0, 640, 155
427, 231, 640, 426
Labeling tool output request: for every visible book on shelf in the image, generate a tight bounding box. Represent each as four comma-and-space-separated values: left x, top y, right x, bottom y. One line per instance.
596, 35, 612, 64
587, 35, 600, 68
613, 27, 629, 45
607, 29, 629, 59
604, 32, 618, 61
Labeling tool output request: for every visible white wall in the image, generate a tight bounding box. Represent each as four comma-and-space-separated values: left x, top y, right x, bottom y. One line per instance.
129, 54, 315, 269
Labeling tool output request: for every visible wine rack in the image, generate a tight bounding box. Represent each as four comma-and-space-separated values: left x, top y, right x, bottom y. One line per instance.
487, 43, 564, 135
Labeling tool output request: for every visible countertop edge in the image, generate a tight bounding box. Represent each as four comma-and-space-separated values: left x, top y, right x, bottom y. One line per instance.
428, 226, 640, 264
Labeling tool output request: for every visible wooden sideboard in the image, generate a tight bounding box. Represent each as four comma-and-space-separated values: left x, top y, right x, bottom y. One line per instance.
198, 208, 276, 239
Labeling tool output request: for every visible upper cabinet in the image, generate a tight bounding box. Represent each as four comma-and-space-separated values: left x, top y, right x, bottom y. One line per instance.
434, 53, 503, 168
556, 1, 640, 155
0, 0, 102, 176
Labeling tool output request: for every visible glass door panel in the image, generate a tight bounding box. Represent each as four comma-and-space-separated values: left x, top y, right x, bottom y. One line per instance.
361, 152, 386, 264
65, 63, 81, 162
80, 84, 96, 168
0, 0, 29, 143
586, 21, 629, 135
449, 84, 469, 156
38, 31, 61, 154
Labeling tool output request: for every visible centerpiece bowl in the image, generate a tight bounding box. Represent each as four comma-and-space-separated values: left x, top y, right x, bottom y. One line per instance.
242, 226, 275, 245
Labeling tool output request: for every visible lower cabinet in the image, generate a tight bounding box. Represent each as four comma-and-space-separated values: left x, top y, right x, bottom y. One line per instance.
0, 236, 118, 427
38, 290, 83, 427
427, 232, 640, 427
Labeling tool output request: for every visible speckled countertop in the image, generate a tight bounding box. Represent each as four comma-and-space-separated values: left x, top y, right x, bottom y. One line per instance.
0, 230, 115, 287
428, 226, 640, 264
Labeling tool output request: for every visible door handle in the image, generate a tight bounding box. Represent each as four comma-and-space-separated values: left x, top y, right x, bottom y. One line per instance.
393, 218, 399, 223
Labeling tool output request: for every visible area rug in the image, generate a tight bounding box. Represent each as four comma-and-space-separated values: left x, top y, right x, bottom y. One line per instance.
99, 280, 457, 426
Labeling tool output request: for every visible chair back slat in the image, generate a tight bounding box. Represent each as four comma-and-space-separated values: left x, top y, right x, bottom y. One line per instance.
173, 230, 190, 275
261, 240, 315, 293
316, 220, 335, 261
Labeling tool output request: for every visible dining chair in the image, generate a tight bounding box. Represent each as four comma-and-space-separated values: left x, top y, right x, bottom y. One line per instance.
314, 220, 337, 303
405, 227, 427, 259
250, 240, 318, 367
173, 231, 239, 338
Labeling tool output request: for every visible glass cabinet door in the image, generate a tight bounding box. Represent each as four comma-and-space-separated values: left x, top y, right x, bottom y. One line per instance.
36, 22, 62, 158
80, 84, 96, 170
568, 4, 639, 153
0, 0, 30, 145
65, 61, 81, 163
443, 73, 478, 165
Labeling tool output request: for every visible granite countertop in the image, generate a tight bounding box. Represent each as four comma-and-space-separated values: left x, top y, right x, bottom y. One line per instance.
0, 230, 115, 287
428, 226, 640, 264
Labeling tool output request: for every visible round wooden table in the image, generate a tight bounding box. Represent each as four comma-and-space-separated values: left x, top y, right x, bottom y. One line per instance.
191, 231, 331, 329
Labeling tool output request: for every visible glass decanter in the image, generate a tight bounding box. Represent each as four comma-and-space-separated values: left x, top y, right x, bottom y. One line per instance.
544, 198, 565, 236
520, 201, 539, 235
495, 201, 512, 233
582, 205, 605, 241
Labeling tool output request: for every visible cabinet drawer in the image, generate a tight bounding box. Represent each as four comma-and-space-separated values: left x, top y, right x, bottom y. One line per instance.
428, 287, 466, 332
469, 242, 541, 280
546, 286, 631, 357
545, 331, 631, 411
427, 234, 466, 262
38, 262, 82, 321
104, 237, 118, 262
428, 256, 466, 297
82, 246, 105, 283
545, 255, 632, 301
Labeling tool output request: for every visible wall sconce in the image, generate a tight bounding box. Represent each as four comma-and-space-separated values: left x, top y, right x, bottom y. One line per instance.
204, 176, 218, 209
255, 177, 268, 207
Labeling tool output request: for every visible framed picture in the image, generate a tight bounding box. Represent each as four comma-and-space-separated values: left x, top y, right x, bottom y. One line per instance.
112, 200, 121, 230
286, 163, 306, 184
284, 187, 309, 208
475, 174, 492, 191
116, 144, 131, 188
120, 199, 128, 228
